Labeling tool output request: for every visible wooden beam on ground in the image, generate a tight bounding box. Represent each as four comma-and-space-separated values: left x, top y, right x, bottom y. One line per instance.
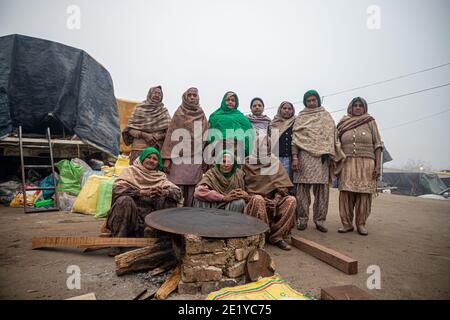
321, 285, 374, 300
155, 265, 181, 300
32, 236, 157, 250
291, 235, 358, 275
115, 241, 177, 276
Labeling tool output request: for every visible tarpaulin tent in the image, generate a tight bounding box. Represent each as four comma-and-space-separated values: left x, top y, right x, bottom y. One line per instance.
382, 172, 448, 196
0, 34, 120, 156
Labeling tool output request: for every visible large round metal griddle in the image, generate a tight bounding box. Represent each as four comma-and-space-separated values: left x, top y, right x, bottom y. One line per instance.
145, 207, 269, 238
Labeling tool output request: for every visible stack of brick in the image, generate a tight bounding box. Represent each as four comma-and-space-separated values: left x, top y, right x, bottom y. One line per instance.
178, 233, 265, 295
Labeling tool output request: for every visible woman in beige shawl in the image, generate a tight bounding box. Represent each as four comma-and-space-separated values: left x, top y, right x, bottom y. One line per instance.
336, 97, 382, 236
193, 150, 248, 212
122, 86, 171, 162
291, 90, 345, 233
243, 148, 296, 250
106, 147, 182, 255
160, 88, 208, 207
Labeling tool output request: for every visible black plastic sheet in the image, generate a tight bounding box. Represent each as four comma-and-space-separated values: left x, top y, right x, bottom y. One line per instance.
0, 34, 120, 155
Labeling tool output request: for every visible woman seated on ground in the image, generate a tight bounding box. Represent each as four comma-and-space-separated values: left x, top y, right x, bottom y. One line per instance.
106, 147, 182, 244
192, 150, 248, 212
243, 148, 296, 251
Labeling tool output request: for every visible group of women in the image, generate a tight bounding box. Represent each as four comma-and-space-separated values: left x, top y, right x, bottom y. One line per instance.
105, 86, 383, 255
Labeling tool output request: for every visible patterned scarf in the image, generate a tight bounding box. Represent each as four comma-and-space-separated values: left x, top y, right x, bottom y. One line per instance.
160, 88, 207, 159
337, 97, 374, 138
123, 86, 171, 144
269, 101, 296, 136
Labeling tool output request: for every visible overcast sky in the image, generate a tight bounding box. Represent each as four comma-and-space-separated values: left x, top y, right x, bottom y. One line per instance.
1, 0, 449, 170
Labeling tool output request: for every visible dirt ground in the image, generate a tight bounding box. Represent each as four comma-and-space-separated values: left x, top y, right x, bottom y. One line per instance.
0, 188, 449, 300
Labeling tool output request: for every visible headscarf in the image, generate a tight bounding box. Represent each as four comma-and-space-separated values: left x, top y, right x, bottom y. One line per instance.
270, 101, 296, 136
292, 105, 345, 161
198, 149, 245, 195
160, 87, 207, 159
246, 97, 271, 131
303, 90, 322, 107
215, 150, 238, 179
207, 91, 255, 156
138, 147, 163, 171
122, 86, 171, 145
337, 97, 375, 139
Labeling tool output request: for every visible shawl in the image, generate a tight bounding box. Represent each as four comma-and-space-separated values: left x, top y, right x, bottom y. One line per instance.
269, 101, 296, 136
337, 97, 374, 138
114, 158, 178, 192
207, 91, 255, 156
160, 88, 207, 159
246, 114, 271, 131
197, 166, 245, 195
243, 154, 293, 196
292, 106, 345, 161
123, 86, 171, 145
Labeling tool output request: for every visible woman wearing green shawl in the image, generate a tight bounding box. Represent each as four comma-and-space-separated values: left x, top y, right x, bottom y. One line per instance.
193, 150, 249, 212
105, 147, 182, 255
207, 92, 255, 161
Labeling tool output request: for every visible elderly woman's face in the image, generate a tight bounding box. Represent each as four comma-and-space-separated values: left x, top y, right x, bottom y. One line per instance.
306, 96, 319, 108
143, 153, 159, 170
219, 154, 234, 173
186, 91, 198, 104
352, 101, 365, 116
251, 100, 264, 116
150, 88, 162, 102
280, 103, 294, 119
225, 95, 237, 109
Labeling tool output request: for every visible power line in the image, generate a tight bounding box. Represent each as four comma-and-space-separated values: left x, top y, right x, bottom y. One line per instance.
323, 62, 450, 98
259, 62, 450, 112
328, 83, 450, 114
382, 108, 450, 131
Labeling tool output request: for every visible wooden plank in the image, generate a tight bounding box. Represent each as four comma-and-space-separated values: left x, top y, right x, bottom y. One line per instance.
155, 265, 181, 300
291, 235, 358, 275
32, 236, 157, 250
321, 285, 374, 300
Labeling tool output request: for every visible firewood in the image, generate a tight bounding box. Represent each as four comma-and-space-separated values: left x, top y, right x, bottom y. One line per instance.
115, 240, 177, 276
155, 265, 181, 300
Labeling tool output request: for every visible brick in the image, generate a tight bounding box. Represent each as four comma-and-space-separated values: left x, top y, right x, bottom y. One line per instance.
224, 260, 246, 278
182, 266, 223, 283
183, 251, 229, 267
235, 247, 256, 262
178, 281, 201, 295
227, 238, 248, 249
201, 278, 241, 294
184, 235, 225, 255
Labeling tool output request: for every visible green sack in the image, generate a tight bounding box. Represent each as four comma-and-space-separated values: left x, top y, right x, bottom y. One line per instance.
55, 159, 86, 196
95, 177, 116, 219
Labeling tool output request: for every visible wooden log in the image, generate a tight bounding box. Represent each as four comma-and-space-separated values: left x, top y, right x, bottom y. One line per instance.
32, 236, 157, 250
321, 285, 374, 300
291, 235, 358, 275
115, 241, 177, 276
155, 265, 181, 300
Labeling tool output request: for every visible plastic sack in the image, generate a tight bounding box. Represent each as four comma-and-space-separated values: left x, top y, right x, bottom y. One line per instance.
114, 154, 130, 176
72, 175, 111, 215
95, 177, 116, 219
81, 170, 104, 188
206, 275, 314, 300
55, 159, 86, 196
101, 166, 115, 177
57, 191, 77, 211
0, 180, 21, 205
9, 184, 42, 207
39, 174, 59, 200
